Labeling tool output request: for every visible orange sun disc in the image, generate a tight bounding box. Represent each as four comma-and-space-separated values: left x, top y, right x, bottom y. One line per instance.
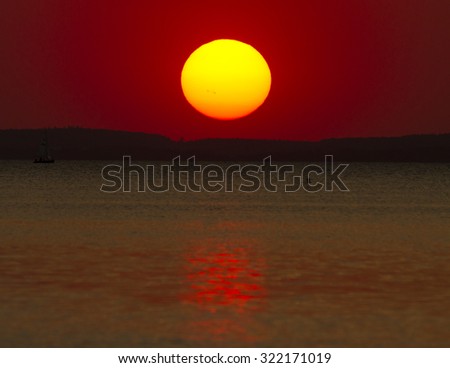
181, 39, 272, 120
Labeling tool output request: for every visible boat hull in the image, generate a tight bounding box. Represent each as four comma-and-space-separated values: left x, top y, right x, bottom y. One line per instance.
33, 159, 55, 163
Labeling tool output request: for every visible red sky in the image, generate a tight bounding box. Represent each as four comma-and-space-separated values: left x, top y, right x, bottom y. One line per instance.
1, 0, 449, 140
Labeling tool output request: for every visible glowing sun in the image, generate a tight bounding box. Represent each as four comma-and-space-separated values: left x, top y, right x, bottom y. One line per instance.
181, 39, 271, 120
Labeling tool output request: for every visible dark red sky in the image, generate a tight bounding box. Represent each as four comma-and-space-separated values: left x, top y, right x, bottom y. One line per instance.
1, 0, 449, 140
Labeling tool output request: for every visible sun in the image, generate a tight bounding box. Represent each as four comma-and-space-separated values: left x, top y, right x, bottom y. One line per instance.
181, 39, 271, 120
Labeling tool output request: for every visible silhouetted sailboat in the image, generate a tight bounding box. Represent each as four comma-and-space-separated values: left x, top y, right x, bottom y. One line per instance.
33, 130, 55, 163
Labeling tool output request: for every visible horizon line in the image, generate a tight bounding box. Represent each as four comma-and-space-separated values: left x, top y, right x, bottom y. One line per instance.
1, 126, 449, 144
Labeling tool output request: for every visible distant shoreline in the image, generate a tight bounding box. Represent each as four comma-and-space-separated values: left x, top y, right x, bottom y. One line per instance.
1, 128, 449, 162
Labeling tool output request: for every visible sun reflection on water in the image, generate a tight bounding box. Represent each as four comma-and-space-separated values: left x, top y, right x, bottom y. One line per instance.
182, 240, 266, 344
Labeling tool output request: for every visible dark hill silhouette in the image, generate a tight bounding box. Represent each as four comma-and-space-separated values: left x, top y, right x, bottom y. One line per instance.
0, 128, 449, 162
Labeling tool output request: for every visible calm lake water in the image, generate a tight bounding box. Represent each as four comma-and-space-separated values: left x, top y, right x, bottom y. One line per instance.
0, 160, 449, 347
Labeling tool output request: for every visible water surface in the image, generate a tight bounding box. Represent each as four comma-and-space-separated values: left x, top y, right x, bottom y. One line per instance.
0, 161, 449, 347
